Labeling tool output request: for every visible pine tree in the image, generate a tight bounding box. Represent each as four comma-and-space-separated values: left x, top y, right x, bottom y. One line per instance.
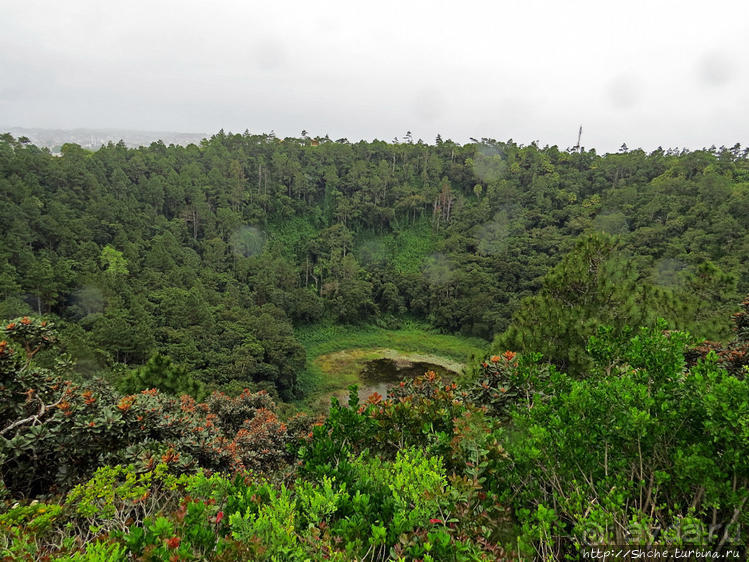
494, 233, 659, 375
119, 353, 205, 398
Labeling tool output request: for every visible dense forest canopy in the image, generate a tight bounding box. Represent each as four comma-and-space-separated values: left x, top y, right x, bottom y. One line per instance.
1, 131, 748, 560
1, 131, 747, 397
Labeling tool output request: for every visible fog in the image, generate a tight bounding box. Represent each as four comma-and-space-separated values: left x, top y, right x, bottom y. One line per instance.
2, 0, 747, 152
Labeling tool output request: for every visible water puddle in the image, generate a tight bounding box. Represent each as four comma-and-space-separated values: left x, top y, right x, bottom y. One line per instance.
331, 357, 456, 406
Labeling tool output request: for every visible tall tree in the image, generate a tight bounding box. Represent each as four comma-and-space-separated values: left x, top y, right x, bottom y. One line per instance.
495, 234, 660, 375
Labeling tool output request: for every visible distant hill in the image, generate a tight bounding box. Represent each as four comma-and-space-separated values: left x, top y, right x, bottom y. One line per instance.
0, 126, 207, 152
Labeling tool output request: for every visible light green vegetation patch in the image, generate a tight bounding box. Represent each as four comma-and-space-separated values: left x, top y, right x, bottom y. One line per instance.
267, 216, 318, 258
354, 220, 437, 274
294, 320, 488, 411
318, 348, 465, 377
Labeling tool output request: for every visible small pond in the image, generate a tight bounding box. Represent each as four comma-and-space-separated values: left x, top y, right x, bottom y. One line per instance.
333, 357, 457, 406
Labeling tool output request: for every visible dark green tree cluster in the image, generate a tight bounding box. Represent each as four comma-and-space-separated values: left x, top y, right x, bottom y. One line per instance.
118, 353, 205, 399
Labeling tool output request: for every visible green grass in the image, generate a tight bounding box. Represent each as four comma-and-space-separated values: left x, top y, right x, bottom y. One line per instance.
293, 319, 489, 411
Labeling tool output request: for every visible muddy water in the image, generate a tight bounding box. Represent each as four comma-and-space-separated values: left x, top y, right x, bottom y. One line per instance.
333, 358, 456, 405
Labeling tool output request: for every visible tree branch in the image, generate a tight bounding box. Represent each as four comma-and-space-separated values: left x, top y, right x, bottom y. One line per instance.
0, 393, 64, 437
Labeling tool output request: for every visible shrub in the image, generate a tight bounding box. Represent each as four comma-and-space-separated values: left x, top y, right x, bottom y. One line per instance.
496, 324, 749, 558
0, 318, 309, 498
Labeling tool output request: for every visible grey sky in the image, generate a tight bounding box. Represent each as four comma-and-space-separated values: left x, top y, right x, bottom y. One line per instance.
2, 0, 747, 152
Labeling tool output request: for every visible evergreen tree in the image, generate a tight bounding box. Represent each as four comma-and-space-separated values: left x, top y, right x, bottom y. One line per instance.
119, 353, 205, 398
494, 233, 660, 375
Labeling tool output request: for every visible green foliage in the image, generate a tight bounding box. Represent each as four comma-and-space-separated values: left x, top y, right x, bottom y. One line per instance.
8, 446, 492, 560
0, 501, 64, 540
676, 261, 739, 339
495, 233, 664, 375
0, 464, 170, 560
299, 379, 509, 556
296, 475, 349, 524
2, 132, 749, 559
99, 245, 129, 277
466, 351, 562, 420
356, 220, 437, 275
54, 540, 127, 561
64, 463, 176, 530
229, 484, 303, 558
496, 323, 749, 557
297, 319, 486, 361
299, 387, 379, 479
119, 353, 205, 399
685, 295, 749, 377
3, 134, 745, 396
8, 309, 746, 559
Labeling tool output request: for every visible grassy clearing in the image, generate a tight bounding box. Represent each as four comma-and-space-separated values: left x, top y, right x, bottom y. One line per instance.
293, 320, 488, 411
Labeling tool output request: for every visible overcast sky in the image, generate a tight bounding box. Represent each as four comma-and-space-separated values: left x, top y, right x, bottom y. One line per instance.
2, 0, 748, 153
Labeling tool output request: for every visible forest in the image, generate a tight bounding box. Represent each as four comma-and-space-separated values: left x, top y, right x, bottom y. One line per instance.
0, 131, 747, 560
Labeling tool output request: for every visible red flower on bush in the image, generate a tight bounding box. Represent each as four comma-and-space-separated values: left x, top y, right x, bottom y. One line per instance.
429, 518, 443, 524
215, 511, 224, 524
161, 448, 180, 464
165, 536, 181, 549
117, 396, 135, 412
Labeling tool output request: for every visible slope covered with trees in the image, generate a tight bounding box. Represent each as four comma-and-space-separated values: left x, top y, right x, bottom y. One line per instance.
1, 129, 748, 558
1, 132, 746, 398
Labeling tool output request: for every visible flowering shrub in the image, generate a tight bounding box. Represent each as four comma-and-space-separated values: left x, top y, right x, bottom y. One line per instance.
465, 350, 560, 419
5, 304, 745, 560
1, 317, 129, 495
0, 318, 310, 498
109, 388, 302, 475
